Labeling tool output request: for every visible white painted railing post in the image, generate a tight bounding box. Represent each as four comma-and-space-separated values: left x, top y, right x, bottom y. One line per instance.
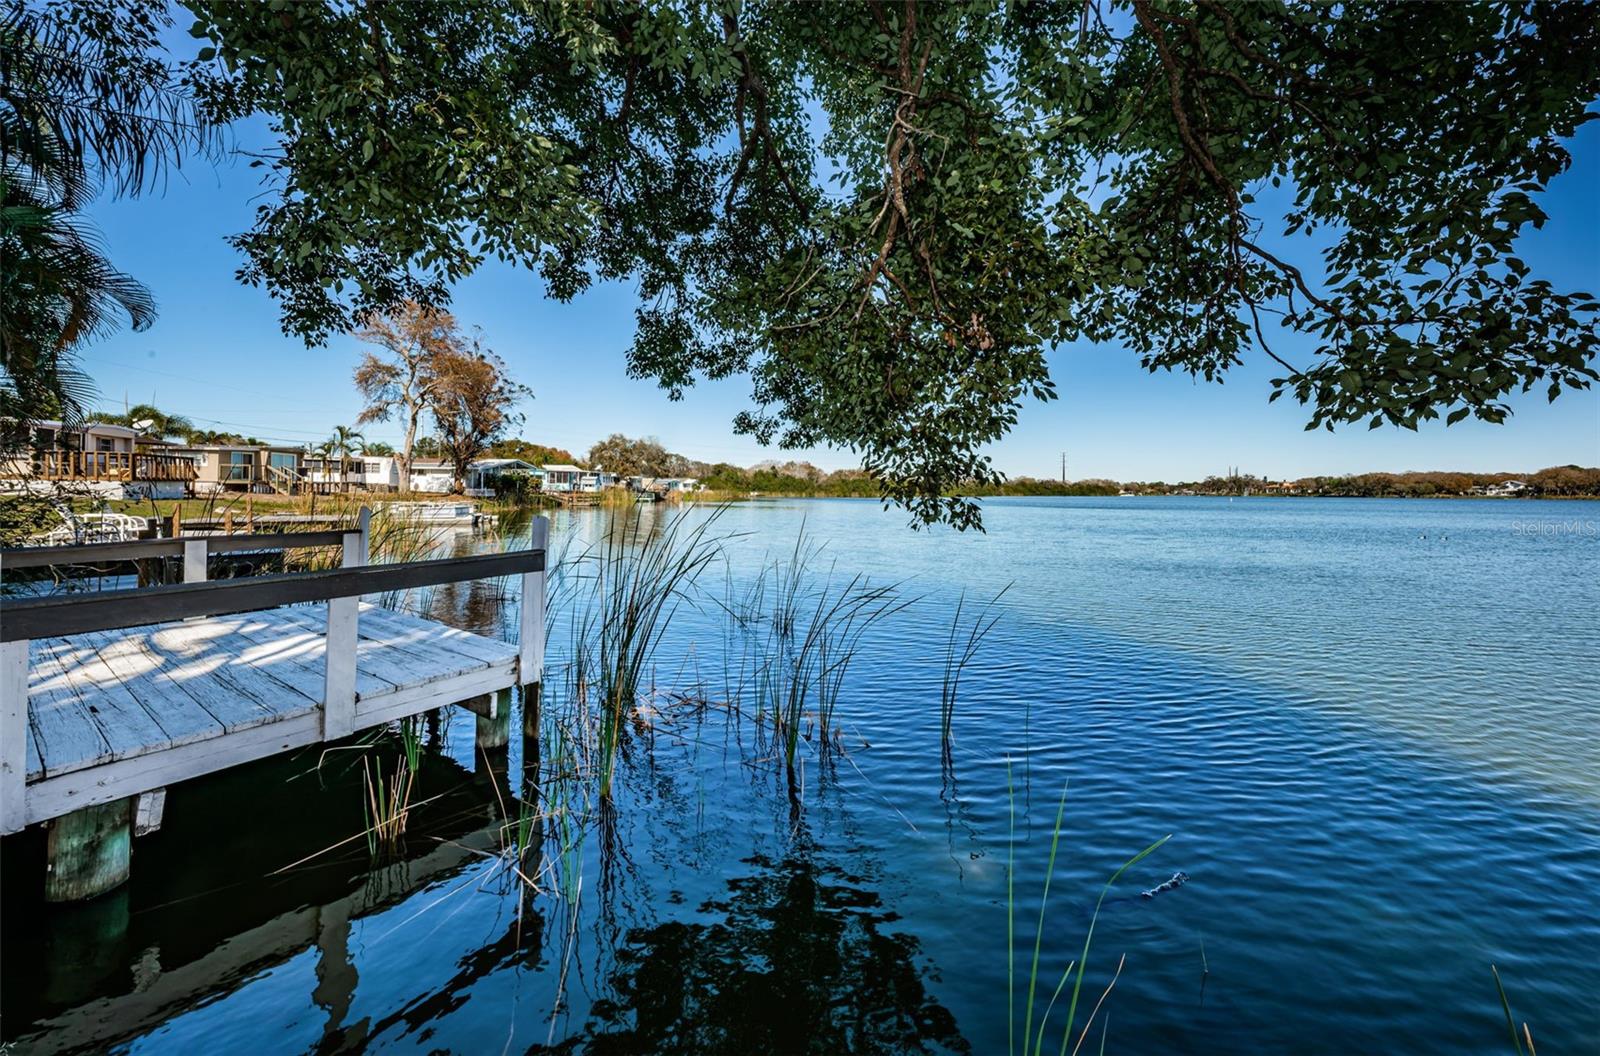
350, 505, 371, 568
519, 516, 548, 688
322, 507, 370, 740
183, 538, 207, 583
0, 636, 27, 836
0, 550, 24, 835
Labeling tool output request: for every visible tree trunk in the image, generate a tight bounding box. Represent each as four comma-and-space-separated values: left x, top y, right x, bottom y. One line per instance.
399, 407, 419, 493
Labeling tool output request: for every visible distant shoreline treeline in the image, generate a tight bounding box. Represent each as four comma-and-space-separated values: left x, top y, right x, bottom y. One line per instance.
960, 466, 1600, 499
481, 434, 1600, 501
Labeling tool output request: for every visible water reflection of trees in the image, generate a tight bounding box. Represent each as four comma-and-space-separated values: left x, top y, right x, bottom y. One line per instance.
576, 845, 968, 1055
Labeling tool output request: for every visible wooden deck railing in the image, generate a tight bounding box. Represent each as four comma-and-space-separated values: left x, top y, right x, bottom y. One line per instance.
0, 511, 549, 834
7, 450, 198, 482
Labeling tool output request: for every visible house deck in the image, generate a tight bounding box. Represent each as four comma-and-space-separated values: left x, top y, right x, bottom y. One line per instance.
20, 604, 519, 828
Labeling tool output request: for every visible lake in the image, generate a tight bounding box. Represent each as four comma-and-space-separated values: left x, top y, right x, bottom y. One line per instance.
3, 496, 1596, 1053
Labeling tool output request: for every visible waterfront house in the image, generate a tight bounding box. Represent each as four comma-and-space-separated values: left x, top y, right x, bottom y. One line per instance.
465, 459, 545, 497
170, 443, 305, 494
303, 454, 402, 492
576, 468, 619, 492
0, 419, 195, 499
541, 463, 584, 493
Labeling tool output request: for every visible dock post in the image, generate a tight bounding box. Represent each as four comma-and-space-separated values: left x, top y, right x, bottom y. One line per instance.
0, 634, 27, 836
46, 797, 133, 902
519, 515, 548, 690
322, 507, 370, 741
476, 690, 512, 751
522, 681, 542, 740
183, 538, 207, 584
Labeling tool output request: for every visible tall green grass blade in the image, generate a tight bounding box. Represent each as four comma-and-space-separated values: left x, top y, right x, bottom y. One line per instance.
1008, 757, 1016, 1056
1022, 781, 1071, 1055
1060, 834, 1170, 1046
1491, 965, 1527, 1056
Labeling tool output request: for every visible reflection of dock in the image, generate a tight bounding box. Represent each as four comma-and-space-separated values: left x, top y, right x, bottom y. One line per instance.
0, 512, 548, 901
7, 752, 515, 1054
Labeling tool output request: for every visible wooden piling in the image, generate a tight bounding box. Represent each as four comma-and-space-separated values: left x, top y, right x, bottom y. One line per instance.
46, 798, 133, 902
521, 681, 542, 740
475, 693, 512, 751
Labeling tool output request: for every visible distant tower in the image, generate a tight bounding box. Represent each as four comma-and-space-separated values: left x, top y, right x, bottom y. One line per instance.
1060, 450, 1067, 483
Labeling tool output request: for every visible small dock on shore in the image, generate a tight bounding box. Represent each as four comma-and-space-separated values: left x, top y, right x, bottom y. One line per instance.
0, 511, 548, 901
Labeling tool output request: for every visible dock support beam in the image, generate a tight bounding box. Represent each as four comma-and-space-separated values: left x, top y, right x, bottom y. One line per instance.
522, 681, 542, 740
46, 797, 133, 902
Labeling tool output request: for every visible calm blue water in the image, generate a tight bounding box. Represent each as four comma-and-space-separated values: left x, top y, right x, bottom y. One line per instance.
4, 497, 1597, 1053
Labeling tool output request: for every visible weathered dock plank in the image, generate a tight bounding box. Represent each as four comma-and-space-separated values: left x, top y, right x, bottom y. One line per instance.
271, 603, 513, 698
101, 626, 306, 735
28, 640, 118, 779
18, 603, 526, 827
223, 610, 399, 700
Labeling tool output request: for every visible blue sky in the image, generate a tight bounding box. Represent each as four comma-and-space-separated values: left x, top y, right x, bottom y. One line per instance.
78, 113, 1598, 482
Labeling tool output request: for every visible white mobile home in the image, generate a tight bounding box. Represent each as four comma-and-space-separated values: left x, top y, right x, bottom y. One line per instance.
303, 454, 402, 492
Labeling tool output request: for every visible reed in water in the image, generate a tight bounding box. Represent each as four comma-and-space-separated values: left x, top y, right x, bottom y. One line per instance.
580, 506, 724, 802
940, 584, 1011, 765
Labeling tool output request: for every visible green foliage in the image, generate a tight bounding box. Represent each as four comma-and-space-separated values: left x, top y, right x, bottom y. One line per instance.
488, 469, 542, 505
485, 438, 578, 467
92, 402, 194, 440
0, 496, 60, 546
586, 433, 680, 477
176, 3, 1600, 526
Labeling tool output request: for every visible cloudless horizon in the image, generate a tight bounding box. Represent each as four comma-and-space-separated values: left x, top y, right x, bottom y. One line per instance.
76, 105, 1598, 482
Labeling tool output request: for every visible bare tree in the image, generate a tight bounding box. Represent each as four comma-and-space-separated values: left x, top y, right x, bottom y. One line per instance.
430, 339, 532, 492
352, 301, 462, 489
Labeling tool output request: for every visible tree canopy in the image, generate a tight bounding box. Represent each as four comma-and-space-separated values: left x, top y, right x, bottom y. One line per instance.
32, 1, 1600, 527
429, 340, 531, 489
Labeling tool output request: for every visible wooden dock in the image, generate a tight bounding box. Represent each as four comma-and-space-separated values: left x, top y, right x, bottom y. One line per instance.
0, 511, 548, 900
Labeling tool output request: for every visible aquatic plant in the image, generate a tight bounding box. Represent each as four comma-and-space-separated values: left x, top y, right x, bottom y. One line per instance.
1009, 764, 1169, 1056
940, 584, 1011, 763
708, 526, 913, 803
398, 715, 424, 774
361, 752, 416, 857
583, 506, 724, 801
770, 571, 909, 785
1492, 965, 1538, 1056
